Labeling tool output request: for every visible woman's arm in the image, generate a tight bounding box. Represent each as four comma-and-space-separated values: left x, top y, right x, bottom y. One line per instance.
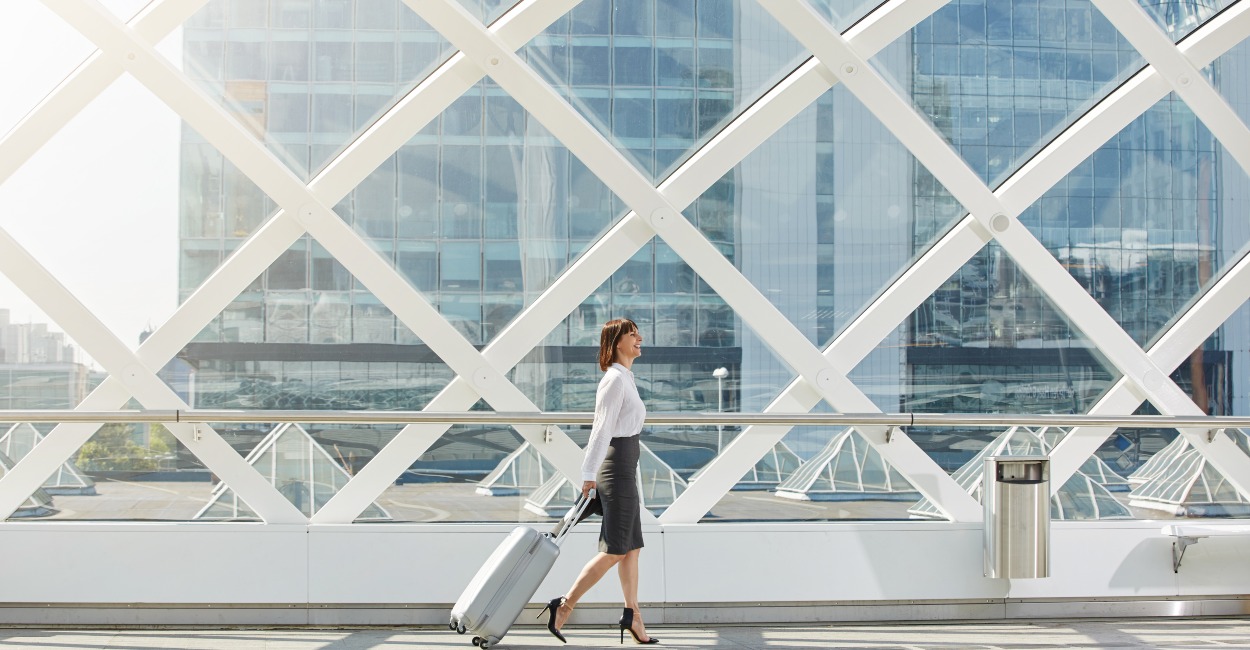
581, 373, 624, 483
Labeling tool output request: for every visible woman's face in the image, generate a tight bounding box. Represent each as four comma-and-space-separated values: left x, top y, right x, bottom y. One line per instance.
615, 327, 643, 362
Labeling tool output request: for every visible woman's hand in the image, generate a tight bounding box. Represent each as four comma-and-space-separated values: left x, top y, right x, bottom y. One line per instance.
581, 480, 596, 498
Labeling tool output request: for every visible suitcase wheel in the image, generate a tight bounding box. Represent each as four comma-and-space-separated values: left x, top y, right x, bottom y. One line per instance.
456, 624, 466, 634
472, 636, 484, 648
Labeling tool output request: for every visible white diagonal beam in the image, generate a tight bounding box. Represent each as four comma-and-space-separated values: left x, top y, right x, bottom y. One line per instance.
1093, 0, 1250, 180
406, 0, 981, 522
321, 0, 945, 519
52, 0, 604, 518
761, 0, 1250, 509
0, 225, 307, 523
1049, 240, 1250, 491
0, 0, 205, 186
2, 0, 581, 523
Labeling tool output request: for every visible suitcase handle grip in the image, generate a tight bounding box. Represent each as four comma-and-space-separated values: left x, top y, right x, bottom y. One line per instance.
549, 488, 596, 543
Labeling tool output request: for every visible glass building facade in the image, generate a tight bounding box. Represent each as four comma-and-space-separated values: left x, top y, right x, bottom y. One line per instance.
156, 0, 1250, 523
0, 0, 1241, 525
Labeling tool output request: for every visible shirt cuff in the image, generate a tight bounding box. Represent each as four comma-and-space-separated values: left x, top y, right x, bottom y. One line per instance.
581, 472, 597, 482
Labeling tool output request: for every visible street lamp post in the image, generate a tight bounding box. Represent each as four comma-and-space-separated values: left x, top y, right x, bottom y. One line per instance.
712, 367, 728, 453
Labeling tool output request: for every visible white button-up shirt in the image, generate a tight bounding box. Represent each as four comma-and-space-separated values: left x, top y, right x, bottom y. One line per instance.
581, 362, 647, 481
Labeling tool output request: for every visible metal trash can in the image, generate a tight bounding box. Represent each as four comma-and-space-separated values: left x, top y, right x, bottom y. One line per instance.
983, 455, 1049, 578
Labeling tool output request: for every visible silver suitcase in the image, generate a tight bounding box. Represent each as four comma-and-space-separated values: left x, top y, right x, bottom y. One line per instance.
450, 490, 594, 649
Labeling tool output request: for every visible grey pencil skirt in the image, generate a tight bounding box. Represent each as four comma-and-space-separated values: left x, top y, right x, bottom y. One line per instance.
594, 434, 644, 555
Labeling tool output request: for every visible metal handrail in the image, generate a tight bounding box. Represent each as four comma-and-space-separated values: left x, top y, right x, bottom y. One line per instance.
0, 409, 1244, 429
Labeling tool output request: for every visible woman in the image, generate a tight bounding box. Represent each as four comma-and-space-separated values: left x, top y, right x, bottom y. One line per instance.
539, 318, 659, 645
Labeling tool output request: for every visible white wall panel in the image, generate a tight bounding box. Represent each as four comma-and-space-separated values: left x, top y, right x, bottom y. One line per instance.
0, 521, 1243, 620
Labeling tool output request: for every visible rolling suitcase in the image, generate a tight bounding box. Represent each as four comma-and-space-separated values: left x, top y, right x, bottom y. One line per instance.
450, 490, 595, 649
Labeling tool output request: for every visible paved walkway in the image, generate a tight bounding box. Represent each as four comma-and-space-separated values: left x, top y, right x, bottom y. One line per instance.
2, 618, 1249, 649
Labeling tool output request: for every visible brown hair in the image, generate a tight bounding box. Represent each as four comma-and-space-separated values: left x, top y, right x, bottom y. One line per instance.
598, 318, 638, 371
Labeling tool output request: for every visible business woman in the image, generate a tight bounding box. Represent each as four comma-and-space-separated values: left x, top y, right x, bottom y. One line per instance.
539, 317, 659, 645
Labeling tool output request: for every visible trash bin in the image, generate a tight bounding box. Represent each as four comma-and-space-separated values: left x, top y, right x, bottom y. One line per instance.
983, 455, 1049, 579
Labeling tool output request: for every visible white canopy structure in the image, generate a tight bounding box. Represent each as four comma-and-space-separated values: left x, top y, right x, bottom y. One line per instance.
909, 426, 1132, 520
689, 441, 804, 491
1128, 431, 1250, 517
0, 448, 57, 518
0, 423, 95, 495
475, 441, 559, 497
523, 442, 686, 517
196, 423, 389, 521
774, 428, 918, 501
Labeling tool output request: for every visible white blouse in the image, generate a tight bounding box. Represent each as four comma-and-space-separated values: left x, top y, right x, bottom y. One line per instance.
581, 362, 647, 481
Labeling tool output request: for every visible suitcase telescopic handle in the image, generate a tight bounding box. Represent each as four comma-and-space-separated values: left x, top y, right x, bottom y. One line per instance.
549, 488, 596, 543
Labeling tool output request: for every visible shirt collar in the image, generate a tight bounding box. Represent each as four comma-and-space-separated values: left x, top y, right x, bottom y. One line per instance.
610, 362, 633, 377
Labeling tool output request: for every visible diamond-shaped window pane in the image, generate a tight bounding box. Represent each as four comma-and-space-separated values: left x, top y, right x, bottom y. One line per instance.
687, 83, 970, 349
179, 239, 456, 415
1014, 93, 1248, 349
520, 0, 809, 182
858, 241, 1121, 417
175, 0, 456, 181
341, 80, 629, 347
1136, 0, 1234, 42
0, 73, 229, 353
871, 0, 1145, 188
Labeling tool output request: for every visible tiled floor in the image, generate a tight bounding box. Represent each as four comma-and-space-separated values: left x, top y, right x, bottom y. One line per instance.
1, 618, 1248, 649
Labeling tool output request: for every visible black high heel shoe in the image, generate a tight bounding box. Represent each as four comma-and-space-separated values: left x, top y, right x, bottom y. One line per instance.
538, 596, 567, 643
618, 608, 659, 644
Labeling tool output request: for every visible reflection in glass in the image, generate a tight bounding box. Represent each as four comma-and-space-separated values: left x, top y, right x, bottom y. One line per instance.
687, 83, 969, 349
873, 0, 1144, 187
181, 0, 454, 179
909, 425, 1132, 520
1127, 427, 1250, 518
521, 0, 809, 181
197, 423, 389, 520
1137, 0, 1232, 41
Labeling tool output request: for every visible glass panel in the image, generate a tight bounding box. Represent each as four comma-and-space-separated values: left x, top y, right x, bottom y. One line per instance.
1136, 0, 1233, 41
343, 81, 628, 347
688, 83, 970, 349
706, 412, 922, 522
520, 0, 809, 181
198, 422, 395, 520
0, 3, 97, 136
1125, 427, 1250, 518
872, 241, 1120, 417
0, 73, 240, 353
455, 0, 522, 25
5, 421, 225, 521
378, 422, 537, 523
803, 0, 895, 32
0, 273, 98, 406
872, 0, 1145, 187
1012, 94, 1244, 349
175, 0, 455, 180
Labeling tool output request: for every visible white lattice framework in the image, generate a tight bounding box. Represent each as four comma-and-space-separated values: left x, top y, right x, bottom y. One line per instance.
0, 0, 1247, 529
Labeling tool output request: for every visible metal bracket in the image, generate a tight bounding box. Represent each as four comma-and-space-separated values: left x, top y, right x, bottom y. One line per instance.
1172, 536, 1199, 573
884, 426, 895, 443
544, 425, 556, 443
1208, 428, 1225, 443
193, 424, 203, 442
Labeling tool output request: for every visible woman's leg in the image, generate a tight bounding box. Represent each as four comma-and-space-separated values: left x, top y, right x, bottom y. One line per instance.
555, 552, 623, 630
617, 548, 641, 611
618, 549, 653, 641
